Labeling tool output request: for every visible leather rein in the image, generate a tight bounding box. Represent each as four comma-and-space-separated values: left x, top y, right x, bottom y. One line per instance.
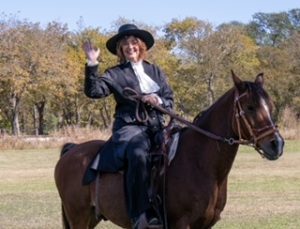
123, 87, 278, 151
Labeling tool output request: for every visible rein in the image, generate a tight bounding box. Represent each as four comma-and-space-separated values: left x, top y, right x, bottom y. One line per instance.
123, 87, 278, 151
123, 88, 241, 145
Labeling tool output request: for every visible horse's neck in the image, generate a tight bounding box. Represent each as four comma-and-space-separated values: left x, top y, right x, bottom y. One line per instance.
179, 89, 238, 179
195, 89, 235, 136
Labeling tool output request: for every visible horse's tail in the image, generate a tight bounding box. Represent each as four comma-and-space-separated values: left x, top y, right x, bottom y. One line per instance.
60, 142, 77, 157
58, 142, 76, 229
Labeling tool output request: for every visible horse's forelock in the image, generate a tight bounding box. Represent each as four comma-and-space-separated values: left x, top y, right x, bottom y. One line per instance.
246, 82, 273, 112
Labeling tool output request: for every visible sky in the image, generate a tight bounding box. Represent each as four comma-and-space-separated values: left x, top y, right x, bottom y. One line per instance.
1, 0, 299, 31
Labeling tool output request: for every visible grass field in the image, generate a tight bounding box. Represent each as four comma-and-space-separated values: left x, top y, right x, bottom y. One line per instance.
0, 140, 299, 229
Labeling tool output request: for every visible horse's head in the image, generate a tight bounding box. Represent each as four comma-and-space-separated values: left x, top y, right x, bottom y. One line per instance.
231, 70, 284, 160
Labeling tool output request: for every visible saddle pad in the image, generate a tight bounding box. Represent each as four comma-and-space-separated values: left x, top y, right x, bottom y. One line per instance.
168, 132, 180, 165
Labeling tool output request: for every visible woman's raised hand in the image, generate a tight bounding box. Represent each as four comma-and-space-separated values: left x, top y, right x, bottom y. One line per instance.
82, 40, 100, 63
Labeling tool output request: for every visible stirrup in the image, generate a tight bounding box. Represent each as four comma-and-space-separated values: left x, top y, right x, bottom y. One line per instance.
148, 217, 163, 228
132, 213, 163, 229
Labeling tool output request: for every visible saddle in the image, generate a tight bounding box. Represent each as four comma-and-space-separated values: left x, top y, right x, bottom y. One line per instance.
83, 120, 181, 185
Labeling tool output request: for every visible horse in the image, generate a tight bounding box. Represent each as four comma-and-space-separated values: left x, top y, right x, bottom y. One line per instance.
54, 71, 284, 229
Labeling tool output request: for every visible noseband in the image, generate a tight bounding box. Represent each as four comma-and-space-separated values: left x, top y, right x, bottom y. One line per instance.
233, 89, 278, 155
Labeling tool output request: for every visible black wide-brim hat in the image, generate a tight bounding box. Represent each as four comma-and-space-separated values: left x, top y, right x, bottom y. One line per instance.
106, 24, 154, 55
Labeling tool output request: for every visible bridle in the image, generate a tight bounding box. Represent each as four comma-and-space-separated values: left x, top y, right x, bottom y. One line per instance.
123, 87, 279, 154
233, 89, 278, 155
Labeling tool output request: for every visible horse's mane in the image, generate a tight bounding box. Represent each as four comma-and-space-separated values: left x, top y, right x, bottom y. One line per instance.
193, 81, 272, 127
193, 88, 235, 126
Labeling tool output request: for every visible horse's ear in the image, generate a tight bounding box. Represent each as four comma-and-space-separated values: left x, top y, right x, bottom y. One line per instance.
231, 70, 244, 91
255, 73, 264, 87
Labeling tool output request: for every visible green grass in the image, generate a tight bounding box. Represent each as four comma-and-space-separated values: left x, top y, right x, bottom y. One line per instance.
0, 140, 299, 228
215, 140, 300, 229
0, 149, 61, 229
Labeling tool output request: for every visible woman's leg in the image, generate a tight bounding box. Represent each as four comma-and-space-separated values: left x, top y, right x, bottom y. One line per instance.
125, 131, 151, 219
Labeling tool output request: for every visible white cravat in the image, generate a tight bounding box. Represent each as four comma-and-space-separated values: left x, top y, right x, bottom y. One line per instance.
131, 61, 160, 94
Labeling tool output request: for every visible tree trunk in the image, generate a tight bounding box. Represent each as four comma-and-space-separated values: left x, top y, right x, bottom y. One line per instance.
100, 108, 108, 128
10, 93, 21, 136
103, 99, 112, 124
74, 97, 81, 127
207, 73, 215, 106
86, 112, 92, 128
33, 105, 39, 136
35, 101, 46, 135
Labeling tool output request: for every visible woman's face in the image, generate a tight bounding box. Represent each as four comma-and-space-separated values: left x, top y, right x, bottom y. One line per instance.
121, 36, 140, 62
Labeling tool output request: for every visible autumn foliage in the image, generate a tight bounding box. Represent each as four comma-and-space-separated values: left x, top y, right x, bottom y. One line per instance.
0, 10, 299, 140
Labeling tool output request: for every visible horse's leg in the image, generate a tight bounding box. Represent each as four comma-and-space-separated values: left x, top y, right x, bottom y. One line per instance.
55, 153, 97, 228
98, 173, 131, 228
62, 195, 94, 229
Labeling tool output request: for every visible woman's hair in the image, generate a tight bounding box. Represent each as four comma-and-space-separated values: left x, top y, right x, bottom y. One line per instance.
116, 36, 147, 63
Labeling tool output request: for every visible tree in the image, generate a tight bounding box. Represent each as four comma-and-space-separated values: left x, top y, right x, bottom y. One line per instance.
0, 18, 34, 135
247, 9, 300, 46
54, 27, 116, 129
164, 18, 260, 116
245, 9, 300, 121
24, 22, 70, 135
164, 18, 214, 114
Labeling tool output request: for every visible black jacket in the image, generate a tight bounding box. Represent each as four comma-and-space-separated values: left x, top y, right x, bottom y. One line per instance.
85, 61, 174, 131
84, 61, 174, 172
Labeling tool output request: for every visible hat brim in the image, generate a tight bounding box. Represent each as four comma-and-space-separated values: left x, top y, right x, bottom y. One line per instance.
106, 29, 154, 55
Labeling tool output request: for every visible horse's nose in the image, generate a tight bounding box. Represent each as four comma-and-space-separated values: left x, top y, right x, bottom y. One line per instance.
258, 132, 284, 160
271, 132, 284, 157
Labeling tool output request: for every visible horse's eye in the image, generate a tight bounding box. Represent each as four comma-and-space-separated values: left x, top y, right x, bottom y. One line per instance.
246, 105, 255, 112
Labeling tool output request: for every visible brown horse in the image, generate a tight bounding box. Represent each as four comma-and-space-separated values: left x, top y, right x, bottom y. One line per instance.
54, 72, 284, 229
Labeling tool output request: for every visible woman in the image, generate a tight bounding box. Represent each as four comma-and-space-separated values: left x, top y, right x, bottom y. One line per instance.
83, 24, 174, 228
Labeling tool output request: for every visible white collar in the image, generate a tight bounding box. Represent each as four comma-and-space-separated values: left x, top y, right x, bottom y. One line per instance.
130, 60, 143, 67
129, 61, 160, 94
